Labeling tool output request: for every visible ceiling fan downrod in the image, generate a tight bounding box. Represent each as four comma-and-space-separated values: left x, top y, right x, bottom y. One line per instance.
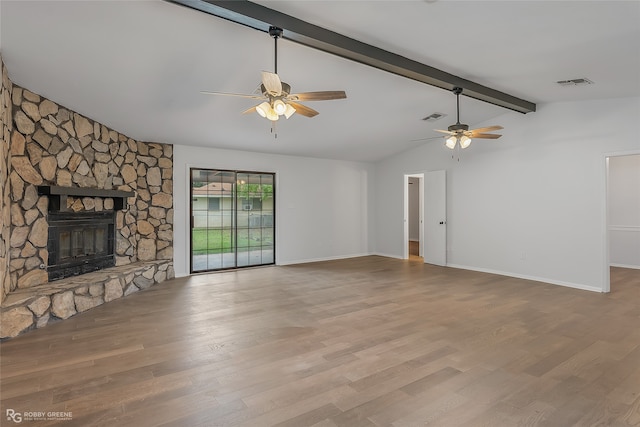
269, 26, 283, 74
449, 87, 468, 132
454, 87, 462, 124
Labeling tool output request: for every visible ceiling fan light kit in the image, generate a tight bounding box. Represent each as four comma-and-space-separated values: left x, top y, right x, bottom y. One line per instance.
256, 101, 280, 121
284, 103, 296, 119
445, 136, 456, 149
273, 99, 287, 115
201, 26, 347, 127
446, 134, 471, 149
435, 87, 503, 150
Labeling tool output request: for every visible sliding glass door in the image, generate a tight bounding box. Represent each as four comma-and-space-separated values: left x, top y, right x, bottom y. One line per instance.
190, 169, 275, 273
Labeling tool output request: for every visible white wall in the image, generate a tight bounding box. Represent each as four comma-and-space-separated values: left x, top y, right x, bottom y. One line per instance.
608, 154, 640, 269
374, 96, 640, 292
173, 145, 374, 277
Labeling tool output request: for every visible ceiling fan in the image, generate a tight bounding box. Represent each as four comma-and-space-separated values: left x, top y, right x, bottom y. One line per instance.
201, 26, 347, 122
435, 87, 503, 149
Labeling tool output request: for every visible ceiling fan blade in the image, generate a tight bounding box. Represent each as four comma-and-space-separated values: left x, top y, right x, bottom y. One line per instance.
434, 129, 455, 135
469, 125, 503, 133
288, 101, 319, 118
262, 71, 282, 96
409, 136, 443, 142
251, 82, 264, 95
469, 133, 502, 139
289, 91, 347, 101
241, 105, 257, 115
200, 91, 264, 100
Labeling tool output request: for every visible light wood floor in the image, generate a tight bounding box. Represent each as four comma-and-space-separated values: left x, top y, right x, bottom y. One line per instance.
1, 257, 639, 426
408, 241, 421, 261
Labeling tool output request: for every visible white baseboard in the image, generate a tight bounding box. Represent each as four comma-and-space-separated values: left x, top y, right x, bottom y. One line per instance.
276, 252, 373, 266
179, 256, 612, 293
371, 252, 405, 260
176, 253, 376, 273
610, 263, 640, 270
446, 263, 603, 293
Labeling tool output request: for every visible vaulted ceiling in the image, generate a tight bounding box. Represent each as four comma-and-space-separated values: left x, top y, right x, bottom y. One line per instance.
1, 1, 638, 162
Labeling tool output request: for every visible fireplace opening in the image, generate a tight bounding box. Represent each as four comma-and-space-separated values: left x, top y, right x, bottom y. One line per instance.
47, 211, 116, 281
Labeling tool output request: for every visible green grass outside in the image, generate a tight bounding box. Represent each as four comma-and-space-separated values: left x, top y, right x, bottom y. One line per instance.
192, 228, 273, 254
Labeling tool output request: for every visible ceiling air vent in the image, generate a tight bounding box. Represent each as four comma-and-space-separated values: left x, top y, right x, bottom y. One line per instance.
557, 78, 594, 86
422, 112, 446, 122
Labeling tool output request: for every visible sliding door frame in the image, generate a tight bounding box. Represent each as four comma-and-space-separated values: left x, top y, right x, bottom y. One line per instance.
189, 168, 276, 273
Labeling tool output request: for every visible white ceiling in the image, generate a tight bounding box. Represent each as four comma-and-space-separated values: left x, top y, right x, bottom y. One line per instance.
1, 1, 639, 162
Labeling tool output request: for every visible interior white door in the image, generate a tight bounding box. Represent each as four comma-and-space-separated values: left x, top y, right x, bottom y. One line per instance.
424, 170, 446, 266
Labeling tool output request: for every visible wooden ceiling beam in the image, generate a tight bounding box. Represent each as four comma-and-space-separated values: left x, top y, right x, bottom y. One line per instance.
168, 0, 536, 114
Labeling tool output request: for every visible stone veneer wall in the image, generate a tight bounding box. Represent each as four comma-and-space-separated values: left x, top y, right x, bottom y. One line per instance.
8, 85, 173, 291
0, 57, 13, 305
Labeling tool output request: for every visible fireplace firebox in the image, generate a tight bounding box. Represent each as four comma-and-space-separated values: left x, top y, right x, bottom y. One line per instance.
37, 185, 134, 282
47, 211, 116, 281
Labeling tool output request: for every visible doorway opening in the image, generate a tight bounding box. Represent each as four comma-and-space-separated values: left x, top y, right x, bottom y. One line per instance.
604, 152, 640, 292
403, 171, 447, 265
404, 174, 424, 261
190, 168, 275, 273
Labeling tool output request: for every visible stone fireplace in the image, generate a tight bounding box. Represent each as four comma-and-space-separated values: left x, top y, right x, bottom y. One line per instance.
0, 59, 175, 338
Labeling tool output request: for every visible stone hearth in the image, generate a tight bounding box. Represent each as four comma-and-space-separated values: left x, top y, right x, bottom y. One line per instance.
1, 260, 173, 338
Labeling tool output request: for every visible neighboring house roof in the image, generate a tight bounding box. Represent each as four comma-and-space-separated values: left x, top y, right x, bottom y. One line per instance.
192, 182, 266, 198
192, 182, 234, 197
